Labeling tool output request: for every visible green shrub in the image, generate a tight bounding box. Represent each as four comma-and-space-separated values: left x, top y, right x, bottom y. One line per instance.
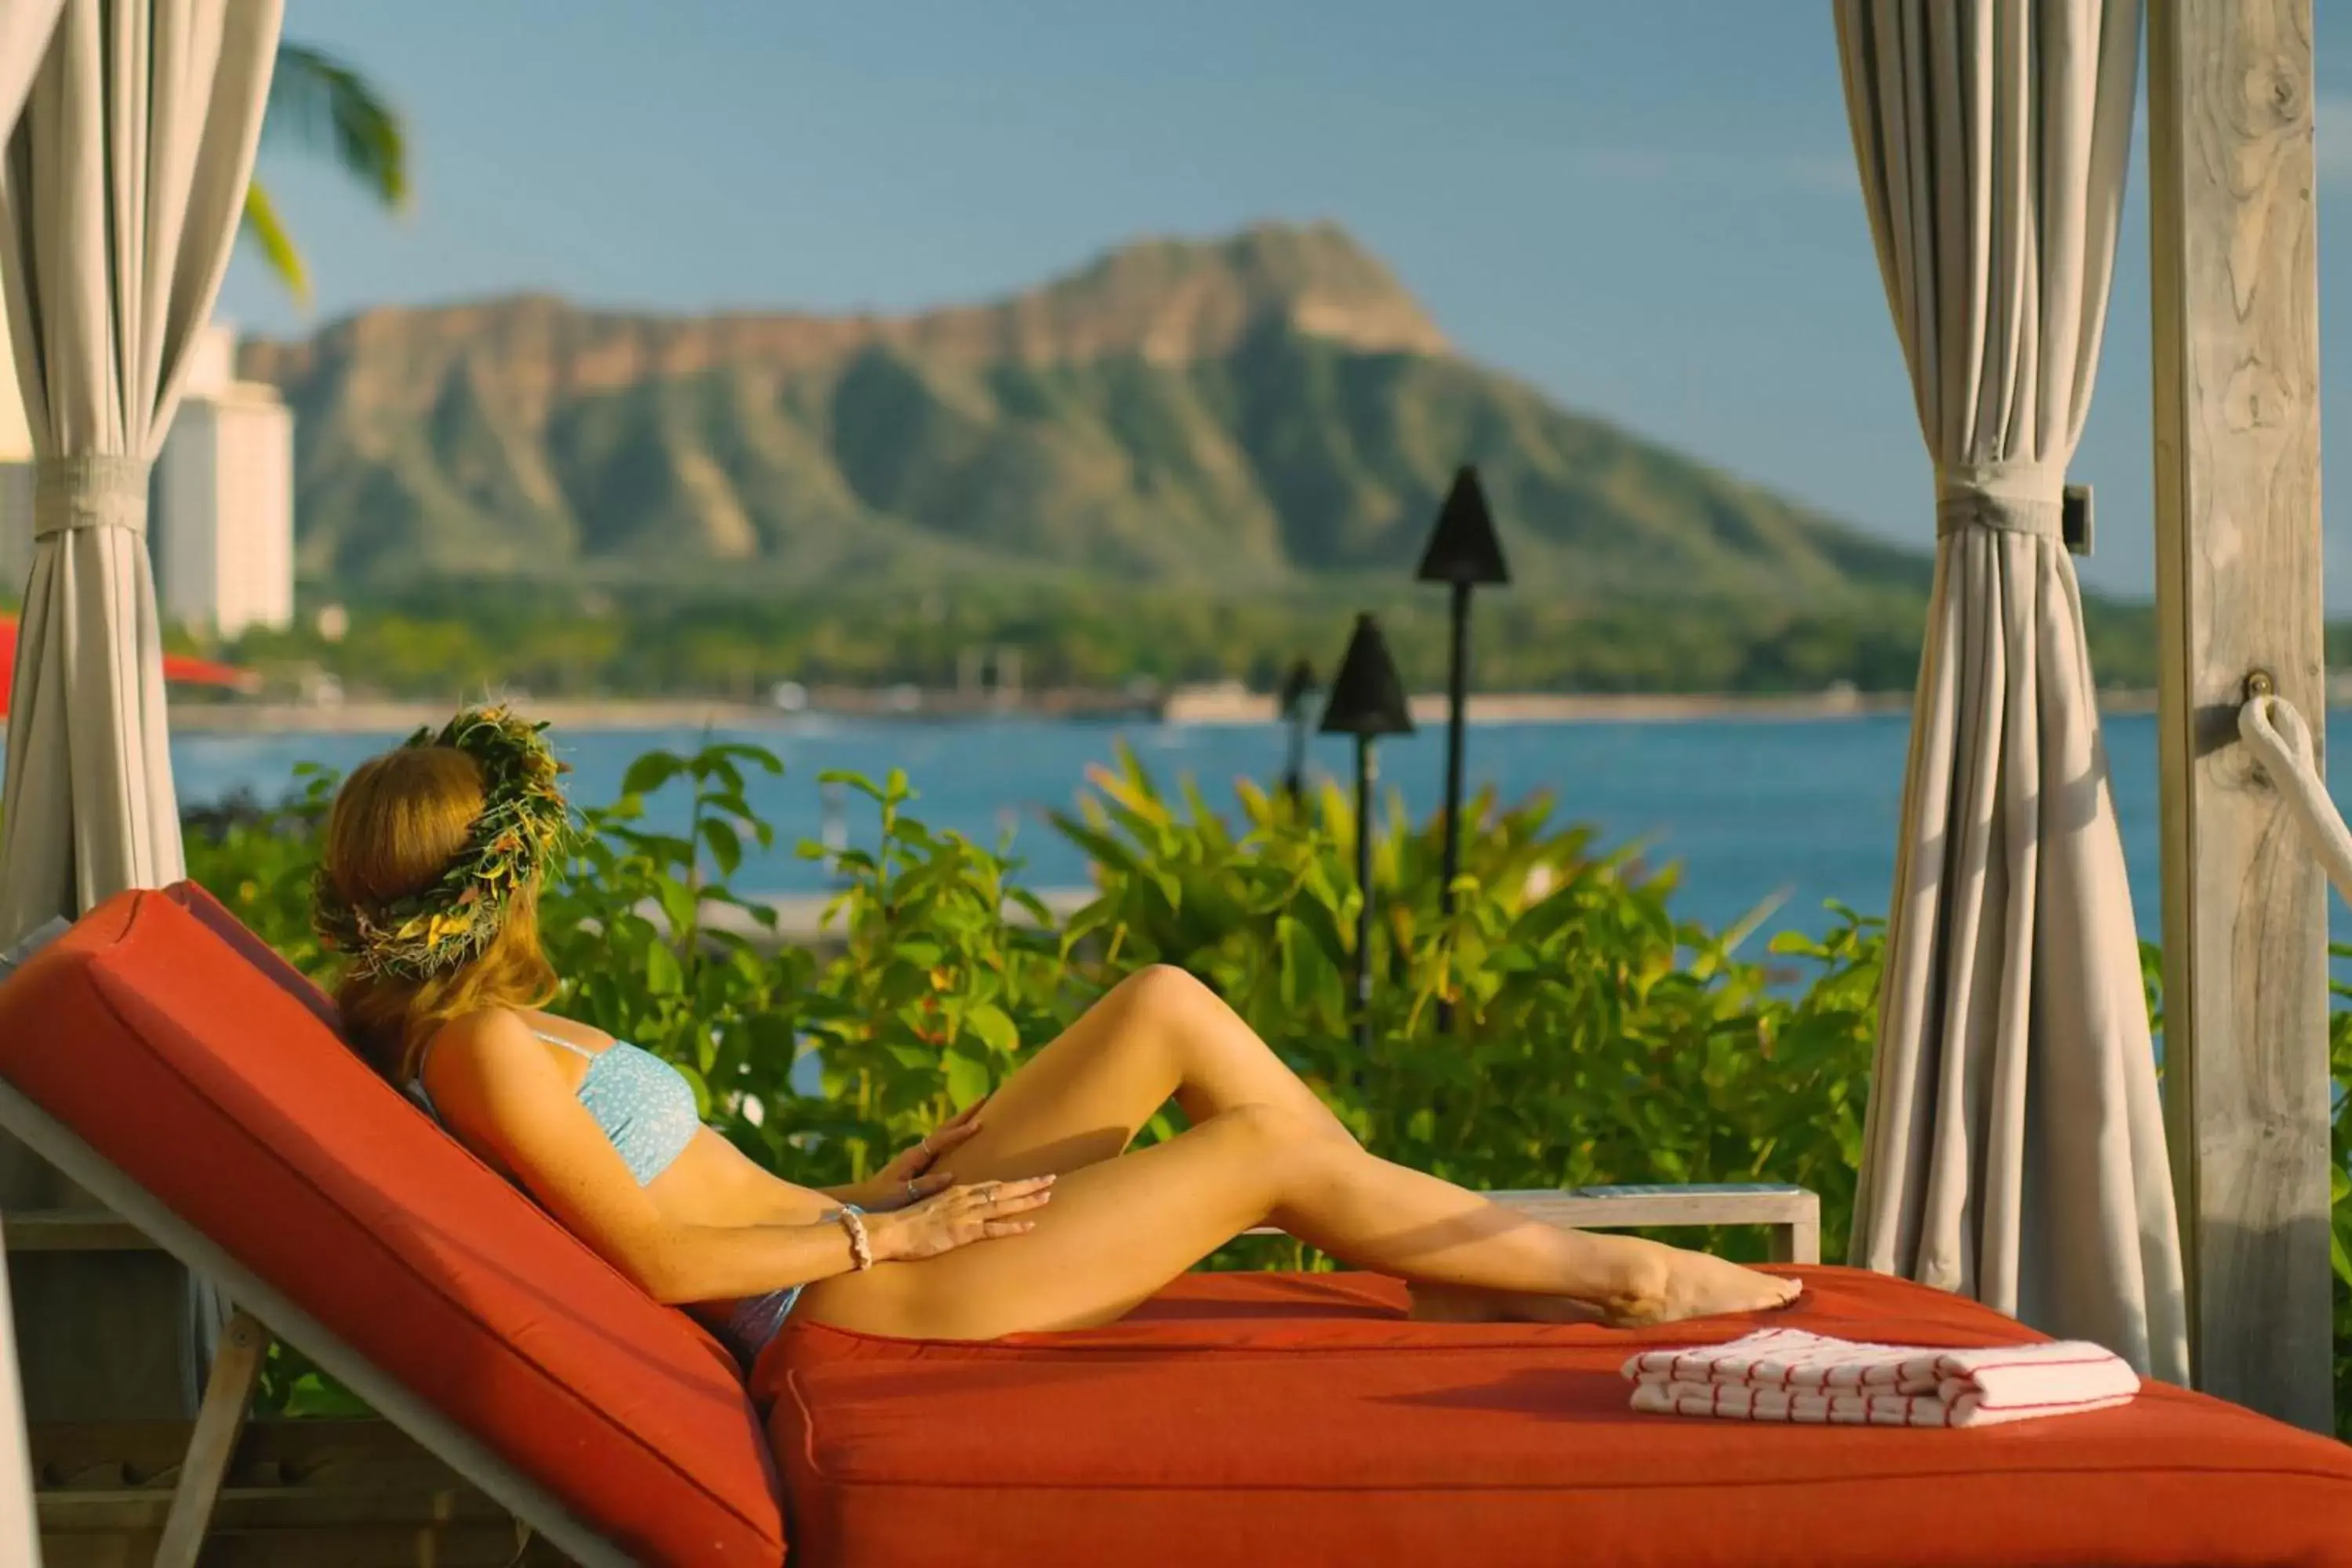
1045, 747, 1875, 1263
183, 736, 2349, 1437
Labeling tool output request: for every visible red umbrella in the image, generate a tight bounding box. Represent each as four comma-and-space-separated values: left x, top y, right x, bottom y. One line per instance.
0, 613, 255, 717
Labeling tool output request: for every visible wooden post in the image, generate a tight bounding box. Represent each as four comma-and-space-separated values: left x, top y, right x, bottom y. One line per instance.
2147, 0, 2335, 1432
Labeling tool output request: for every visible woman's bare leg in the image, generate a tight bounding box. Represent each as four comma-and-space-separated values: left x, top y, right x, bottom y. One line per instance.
931, 965, 1353, 1185
801, 1103, 1797, 1339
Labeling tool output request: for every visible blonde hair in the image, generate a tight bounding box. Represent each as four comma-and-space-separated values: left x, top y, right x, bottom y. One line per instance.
321, 745, 560, 1082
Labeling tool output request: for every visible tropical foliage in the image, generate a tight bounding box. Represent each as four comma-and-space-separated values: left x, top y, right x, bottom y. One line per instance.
242, 43, 407, 304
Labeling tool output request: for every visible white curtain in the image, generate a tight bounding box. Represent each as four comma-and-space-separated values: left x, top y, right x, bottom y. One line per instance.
1835, 0, 2187, 1383
0, 6, 68, 1559
0, 8, 71, 1562
0, 0, 279, 945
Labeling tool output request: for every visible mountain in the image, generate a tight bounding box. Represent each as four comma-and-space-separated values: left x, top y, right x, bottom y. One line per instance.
240, 221, 1929, 599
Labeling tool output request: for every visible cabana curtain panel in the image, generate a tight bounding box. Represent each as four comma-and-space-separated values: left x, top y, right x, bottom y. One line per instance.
1833, 0, 2188, 1384
0, 0, 281, 947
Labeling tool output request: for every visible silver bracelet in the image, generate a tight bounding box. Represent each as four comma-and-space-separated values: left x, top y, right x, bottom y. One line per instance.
833, 1203, 873, 1271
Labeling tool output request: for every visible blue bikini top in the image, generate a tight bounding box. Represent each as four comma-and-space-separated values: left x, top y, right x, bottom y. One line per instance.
411, 1025, 701, 1186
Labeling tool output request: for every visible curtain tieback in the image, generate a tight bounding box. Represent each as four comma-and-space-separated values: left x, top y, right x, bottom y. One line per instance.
1934, 459, 2063, 541
31, 454, 151, 540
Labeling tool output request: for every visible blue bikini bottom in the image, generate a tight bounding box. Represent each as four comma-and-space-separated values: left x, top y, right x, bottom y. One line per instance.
710, 1204, 862, 1367
714, 1285, 801, 1368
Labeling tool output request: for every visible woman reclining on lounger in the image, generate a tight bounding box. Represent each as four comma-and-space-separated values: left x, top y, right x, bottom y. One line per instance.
313, 706, 1798, 1367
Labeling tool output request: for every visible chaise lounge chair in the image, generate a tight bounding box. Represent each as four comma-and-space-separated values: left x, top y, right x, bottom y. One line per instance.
0, 885, 2347, 1566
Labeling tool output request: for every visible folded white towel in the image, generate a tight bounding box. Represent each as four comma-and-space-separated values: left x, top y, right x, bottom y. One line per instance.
1623, 1327, 2139, 1428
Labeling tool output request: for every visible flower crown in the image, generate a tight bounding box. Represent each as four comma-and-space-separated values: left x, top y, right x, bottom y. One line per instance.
312, 706, 573, 981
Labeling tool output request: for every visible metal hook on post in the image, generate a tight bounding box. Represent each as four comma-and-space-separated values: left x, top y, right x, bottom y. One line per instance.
2240, 670, 2281, 786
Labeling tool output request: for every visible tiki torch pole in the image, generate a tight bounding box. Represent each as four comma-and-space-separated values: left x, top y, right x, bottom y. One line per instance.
1414, 466, 1511, 1032
1319, 614, 1414, 1056
1354, 731, 1376, 1049
1440, 579, 1472, 906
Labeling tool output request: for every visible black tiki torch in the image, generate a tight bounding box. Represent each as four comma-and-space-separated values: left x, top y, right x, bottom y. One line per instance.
1318, 613, 1415, 1052
1414, 465, 1512, 920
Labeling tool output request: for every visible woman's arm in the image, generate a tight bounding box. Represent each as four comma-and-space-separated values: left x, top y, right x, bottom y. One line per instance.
626, 1216, 863, 1304
659, 1178, 1056, 1298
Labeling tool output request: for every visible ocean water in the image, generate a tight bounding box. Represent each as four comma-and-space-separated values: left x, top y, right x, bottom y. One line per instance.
162, 710, 2352, 949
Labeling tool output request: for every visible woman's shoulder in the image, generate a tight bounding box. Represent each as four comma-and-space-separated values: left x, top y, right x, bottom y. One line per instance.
430, 1004, 536, 1046
409, 1009, 593, 1176
422, 1006, 554, 1084
427, 1007, 615, 1077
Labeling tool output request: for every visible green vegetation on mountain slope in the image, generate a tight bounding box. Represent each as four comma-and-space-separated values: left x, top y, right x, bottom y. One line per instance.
223, 577, 2192, 704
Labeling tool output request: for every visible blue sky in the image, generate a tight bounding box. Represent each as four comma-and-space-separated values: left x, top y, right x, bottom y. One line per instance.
220, 2, 2352, 607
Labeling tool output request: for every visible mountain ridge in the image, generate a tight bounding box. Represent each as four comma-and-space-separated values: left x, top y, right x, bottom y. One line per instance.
241, 221, 1452, 394
238, 221, 1930, 599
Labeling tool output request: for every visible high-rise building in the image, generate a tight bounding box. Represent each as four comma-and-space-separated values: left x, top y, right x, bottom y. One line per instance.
0, 307, 31, 598
0, 320, 294, 637
154, 329, 295, 639
0, 465, 29, 605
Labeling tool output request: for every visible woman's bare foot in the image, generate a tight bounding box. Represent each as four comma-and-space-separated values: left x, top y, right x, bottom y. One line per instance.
1406, 1283, 1608, 1326
1608, 1248, 1802, 1327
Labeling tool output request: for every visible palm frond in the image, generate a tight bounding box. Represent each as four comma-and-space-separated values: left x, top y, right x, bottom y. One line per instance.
240, 181, 310, 304
264, 43, 408, 210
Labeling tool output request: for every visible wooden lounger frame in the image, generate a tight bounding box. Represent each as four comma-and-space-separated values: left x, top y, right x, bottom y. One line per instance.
0, 923, 1823, 1564
0, 1073, 626, 1568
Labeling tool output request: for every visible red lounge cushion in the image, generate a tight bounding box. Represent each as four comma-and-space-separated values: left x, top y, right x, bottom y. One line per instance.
759, 1269, 2352, 1568
0, 889, 785, 1567
161, 882, 343, 1036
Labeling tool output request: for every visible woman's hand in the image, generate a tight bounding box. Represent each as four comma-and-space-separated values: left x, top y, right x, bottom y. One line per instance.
869, 1175, 1056, 1262
863, 1096, 991, 1210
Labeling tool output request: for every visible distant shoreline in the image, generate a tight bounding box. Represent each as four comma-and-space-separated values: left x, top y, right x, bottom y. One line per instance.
164, 688, 2186, 734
